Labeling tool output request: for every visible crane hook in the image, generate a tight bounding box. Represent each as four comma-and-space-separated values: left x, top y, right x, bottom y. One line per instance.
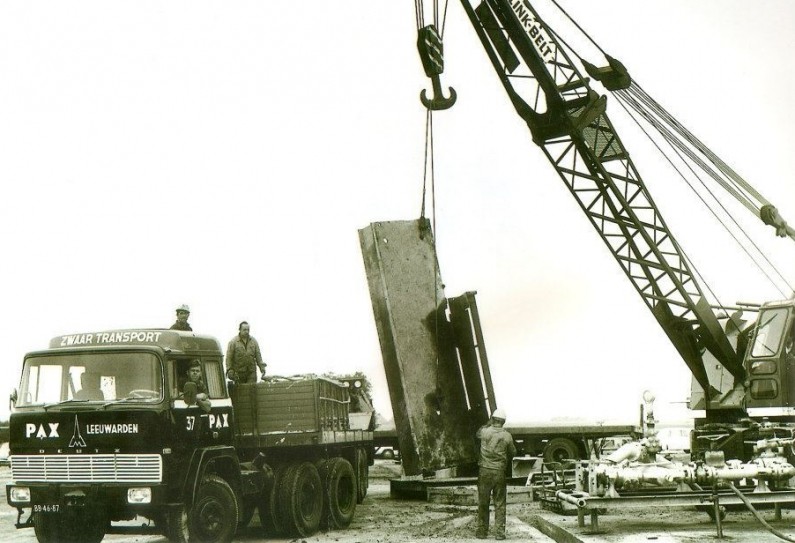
420, 78, 457, 111
417, 25, 457, 111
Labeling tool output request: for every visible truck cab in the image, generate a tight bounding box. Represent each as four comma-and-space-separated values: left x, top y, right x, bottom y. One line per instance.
6, 329, 249, 543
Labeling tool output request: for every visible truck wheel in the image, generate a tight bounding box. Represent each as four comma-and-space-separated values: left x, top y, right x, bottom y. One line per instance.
258, 463, 292, 536
189, 475, 239, 543
543, 438, 580, 465
166, 507, 189, 543
382, 448, 395, 460
283, 461, 323, 537
324, 457, 356, 529
33, 513, 58, 543
355, 448, 369, 503
34, 511, 106, 543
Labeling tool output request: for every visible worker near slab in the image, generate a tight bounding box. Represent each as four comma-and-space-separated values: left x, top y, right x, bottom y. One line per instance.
226, 321, 266, 384
476, 408, 516, 540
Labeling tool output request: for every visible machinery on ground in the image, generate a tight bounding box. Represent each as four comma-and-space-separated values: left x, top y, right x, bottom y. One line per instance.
5, 329, 372, 543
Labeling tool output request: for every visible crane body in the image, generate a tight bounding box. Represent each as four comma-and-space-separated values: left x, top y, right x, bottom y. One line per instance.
457, 0, 794, 459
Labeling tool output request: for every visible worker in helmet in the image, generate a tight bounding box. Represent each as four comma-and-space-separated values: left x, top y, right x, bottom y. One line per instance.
170, 304, 193, 331
475, 407, 516, 540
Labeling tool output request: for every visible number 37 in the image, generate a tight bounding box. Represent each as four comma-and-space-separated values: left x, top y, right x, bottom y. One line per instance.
185, 416, 196, 431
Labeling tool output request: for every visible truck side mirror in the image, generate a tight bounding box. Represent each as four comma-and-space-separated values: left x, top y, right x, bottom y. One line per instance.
9, 388, 18, 410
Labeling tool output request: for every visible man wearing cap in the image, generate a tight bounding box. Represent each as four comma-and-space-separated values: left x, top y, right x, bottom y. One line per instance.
170, 305, 193, 331
226, 321, 266, 384
476, 408, 516, 540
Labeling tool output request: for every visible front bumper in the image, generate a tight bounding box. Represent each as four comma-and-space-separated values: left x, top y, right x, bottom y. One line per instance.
6, 483, 170, 529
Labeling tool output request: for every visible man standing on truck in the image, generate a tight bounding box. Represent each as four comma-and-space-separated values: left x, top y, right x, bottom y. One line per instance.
476, 408, 516, 540
226, 321, 266, 384
170, 304, 193, 331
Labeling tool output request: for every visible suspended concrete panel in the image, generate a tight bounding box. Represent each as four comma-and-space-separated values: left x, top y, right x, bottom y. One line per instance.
359, 219, 493, 475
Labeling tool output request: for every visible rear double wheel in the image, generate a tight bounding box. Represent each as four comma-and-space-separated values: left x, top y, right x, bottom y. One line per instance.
319, 457, 357, 529
282, 461, 323, 537
258, 464, 290, 535
355, 447, 369, 503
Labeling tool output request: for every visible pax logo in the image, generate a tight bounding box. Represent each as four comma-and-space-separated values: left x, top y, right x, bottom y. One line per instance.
25, 423, 60, 439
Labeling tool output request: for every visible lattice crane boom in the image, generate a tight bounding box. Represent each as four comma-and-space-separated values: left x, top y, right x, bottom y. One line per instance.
459, 0, 747, 405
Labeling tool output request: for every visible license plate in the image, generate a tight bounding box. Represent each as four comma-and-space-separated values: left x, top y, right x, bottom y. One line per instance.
33, 504, 60, 513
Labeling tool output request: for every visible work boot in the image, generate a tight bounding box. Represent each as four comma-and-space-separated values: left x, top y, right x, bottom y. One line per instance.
475, 532, 487, 539
495, 534, 506, 540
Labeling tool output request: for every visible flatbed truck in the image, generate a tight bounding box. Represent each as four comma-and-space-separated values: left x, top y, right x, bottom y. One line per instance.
5, 328, 373, 543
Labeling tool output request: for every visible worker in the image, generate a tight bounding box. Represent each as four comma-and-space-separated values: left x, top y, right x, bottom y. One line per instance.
170, 304, 193, 331
226, 321, 266, 384
183, 359, 211, 412
475, 408, 516, 540
74, 372, 103, 401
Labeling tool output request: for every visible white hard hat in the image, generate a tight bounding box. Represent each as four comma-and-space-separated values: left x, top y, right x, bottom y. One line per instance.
492, 408, 506, 421
177, 304, 191, 313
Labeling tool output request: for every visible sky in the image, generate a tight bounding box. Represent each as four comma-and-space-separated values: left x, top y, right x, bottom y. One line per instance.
1, 1, 794, 426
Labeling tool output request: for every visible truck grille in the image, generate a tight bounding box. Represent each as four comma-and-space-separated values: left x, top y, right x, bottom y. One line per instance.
10, 454, 162, 483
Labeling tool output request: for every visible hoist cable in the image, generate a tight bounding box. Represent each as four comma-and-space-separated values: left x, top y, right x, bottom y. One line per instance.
414, 0, 424, 29
419, 108, 432, 218
548, 0, 607, 57
549, 2, 781, 225
429, 109, 438, 253
614, 91, 792, 297
617, 87, 793, 293
617, 89, 792, 295
628, 83, 770, 207
624, 86, 759, 215
440, 0, 450, 38
612, 96, 739, 309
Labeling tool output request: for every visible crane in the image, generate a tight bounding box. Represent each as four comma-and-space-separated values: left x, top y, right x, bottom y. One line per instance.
415, 0, 794, 459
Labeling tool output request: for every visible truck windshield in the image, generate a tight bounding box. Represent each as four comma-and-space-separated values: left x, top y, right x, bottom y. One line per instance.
17, 352, 163, 406
750, 308, 790, 358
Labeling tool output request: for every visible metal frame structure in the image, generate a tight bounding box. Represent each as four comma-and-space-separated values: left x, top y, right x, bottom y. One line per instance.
458, 0, 746, 409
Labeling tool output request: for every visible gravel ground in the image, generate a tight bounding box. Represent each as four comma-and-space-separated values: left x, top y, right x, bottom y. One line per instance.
2, 462, 794, 542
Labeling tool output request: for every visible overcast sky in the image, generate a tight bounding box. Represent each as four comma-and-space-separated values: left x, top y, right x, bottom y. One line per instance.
1, 1, 793, 425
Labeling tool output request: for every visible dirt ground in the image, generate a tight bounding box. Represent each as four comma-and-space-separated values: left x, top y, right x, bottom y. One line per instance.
2, 461, 794, 542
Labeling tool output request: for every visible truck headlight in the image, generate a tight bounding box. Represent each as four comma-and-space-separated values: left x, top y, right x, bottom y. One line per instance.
127, 487, 152, 504
9, 486, 31, 504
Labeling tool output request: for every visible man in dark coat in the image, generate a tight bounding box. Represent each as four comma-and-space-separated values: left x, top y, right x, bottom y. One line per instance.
226, 321, 266, 384
170, 304, 193, 331
476, 408, 516, 540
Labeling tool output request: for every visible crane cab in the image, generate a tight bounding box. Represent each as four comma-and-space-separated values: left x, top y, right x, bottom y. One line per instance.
744, 299, 795, 418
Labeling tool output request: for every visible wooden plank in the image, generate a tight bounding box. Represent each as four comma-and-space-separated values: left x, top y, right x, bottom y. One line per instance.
256, 398, 316, 408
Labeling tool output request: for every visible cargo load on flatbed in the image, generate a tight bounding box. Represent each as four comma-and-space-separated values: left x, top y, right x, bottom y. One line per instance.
231, 377, 372, 448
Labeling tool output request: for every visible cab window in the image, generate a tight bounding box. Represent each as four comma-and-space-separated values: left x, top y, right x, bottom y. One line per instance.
168, 357, 226, 399
750, 308, 790, 358
202, 359, 225, 398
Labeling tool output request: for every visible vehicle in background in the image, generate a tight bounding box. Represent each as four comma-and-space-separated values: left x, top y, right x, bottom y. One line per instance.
374, 446, 401, 460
